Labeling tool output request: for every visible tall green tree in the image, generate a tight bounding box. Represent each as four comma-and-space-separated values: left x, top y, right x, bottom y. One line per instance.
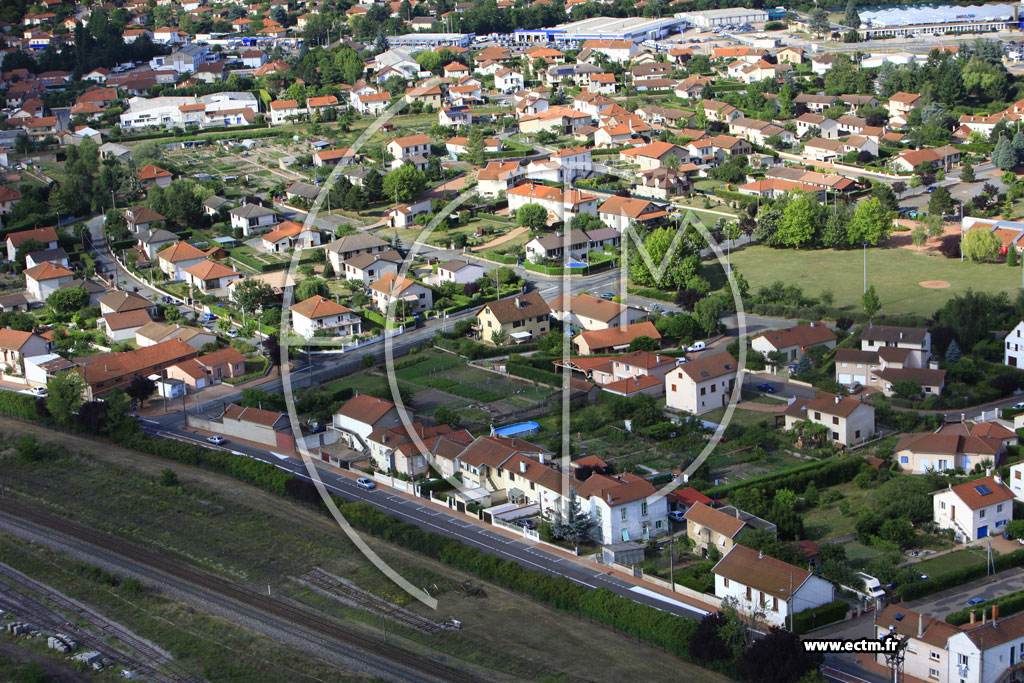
233, 278, 275, 322
516, 203, 548, 231
382, 163, 427, 203
862, 284, 881, 319
843, 0, 860, 28
927, 186, 954, 217
778, 193, 824, 248
962, 226, 1002, 262
961, 161, 976, 182
46, 370, 86, 427
465, 126, 486, 166
848, 196, 893, 245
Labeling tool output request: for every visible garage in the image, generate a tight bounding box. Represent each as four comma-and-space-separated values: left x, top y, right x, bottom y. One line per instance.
838, 373, 866, 386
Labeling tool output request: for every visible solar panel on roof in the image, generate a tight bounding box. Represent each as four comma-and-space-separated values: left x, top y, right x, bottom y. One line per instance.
700, 371, 708, 377
974, 484, 993, 496
894, 613, 905, 621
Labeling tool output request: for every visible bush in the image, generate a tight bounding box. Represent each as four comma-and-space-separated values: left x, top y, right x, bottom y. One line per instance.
793, 600, 848, 634
945, 589, 1024, 625
701, 457, 861, 500
506, 362, 561, 386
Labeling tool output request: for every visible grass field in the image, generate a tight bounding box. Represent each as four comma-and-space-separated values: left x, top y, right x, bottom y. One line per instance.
912, 547, 990, 576
803, 481, 877, 542
716, 245, 1021, 316
394, 349, 550, 403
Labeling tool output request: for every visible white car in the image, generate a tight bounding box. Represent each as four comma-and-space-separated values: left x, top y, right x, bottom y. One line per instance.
356, 477, 376, 490
29, 386, 47, 397
1014, 402, 1024, 409
687, 341, 706, 353
667, 511, 686, 522
206, 436, 226, 446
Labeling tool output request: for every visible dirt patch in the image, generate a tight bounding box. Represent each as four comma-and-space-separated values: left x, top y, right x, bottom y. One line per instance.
886, 218, 960, 254
919, 280, 951, 289
470, 226, 526, 252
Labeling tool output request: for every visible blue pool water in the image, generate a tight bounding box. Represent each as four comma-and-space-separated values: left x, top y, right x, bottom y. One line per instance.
492, 421, 541, 438
566, 261, 587, 268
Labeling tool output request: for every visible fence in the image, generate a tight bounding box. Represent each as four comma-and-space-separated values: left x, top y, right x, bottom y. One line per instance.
372, 472, 416, 494
600, 557, 720, 612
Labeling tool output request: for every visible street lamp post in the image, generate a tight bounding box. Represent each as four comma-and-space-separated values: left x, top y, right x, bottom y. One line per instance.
863, 242, 868, 294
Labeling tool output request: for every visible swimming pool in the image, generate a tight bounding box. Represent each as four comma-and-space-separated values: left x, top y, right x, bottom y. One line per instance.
492, 421, 541, 438
566, 261, 587, 268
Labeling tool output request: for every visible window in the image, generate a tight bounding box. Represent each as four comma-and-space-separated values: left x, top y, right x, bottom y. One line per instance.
641, 502, 648, 516
710, 384, 716, 393
855, 430, 861, 439
772, 596, 778, 611
902, 456, 910, 464
929, 668, 940, 680
700, 387, 706, 396
1017, 471, 1022, 480
745, 586, 751, 600
940, 501, 946, 510
814, 412, 821, 420
930, 651, 940, 661
655, 520, 663, 529
621, 508, 628, 521
671, 384, 677, 392
980, 509, 986, 519
958, 654, 969, 666
998, 504, 1004, 513
723, 577, 729, 587
832, 416, 839, 425
621, 528, 629, 542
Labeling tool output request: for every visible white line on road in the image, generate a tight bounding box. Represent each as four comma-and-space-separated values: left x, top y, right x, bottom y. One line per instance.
629, 586, 710, 616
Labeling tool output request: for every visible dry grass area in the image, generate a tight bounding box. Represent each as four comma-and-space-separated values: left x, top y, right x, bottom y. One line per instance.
0, 418, 726, 682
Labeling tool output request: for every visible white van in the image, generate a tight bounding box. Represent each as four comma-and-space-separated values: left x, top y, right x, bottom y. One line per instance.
687, 341, 706, 352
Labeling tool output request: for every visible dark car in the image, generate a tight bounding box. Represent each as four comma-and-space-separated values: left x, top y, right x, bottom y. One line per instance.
966, 597, 986, 607
515, 519, 538, 530
756, 382, 776, 393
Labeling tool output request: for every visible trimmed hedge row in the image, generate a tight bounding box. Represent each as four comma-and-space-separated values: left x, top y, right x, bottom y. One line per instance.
898, 548, 1024, 601
793, 600, 849, 634
626, 286, 675, 302
506, 362, 562, 387
712, 188, 759, 206
946, 589, 1024, 625
335, 499, 701, 658
432, 335, 537, 359
701, 457, 863, 499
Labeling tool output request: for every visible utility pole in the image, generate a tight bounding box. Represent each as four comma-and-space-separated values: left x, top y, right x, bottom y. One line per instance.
862, 242, 867, 294
669, 534, 674, 591
788, 572, 794, 632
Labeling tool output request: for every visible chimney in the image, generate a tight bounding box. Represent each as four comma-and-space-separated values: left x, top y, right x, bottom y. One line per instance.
917, 613, 924, 638
758, 549, 764, 559
810, 321, 816, 328
520, 461, 527, 473
986, 467, 992, 477
983, 610, 987, 626
539, 452, 546, 465
835, 395, 841, 404
994, 604, 1000, 622
970, 610, 976, 625
735, 508, 741, 518
996, 474, 1003, 485
900, 331, 904, 340
606, 493, 612, 503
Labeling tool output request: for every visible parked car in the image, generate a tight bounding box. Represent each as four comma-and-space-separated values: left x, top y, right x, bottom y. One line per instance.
849, 382, 863, 393
200, 313, 218, 322
965, 597, 986, 607
1014, 401, 1024, 409
925, 186, 937, 193
687, 341, 706, 352
599, 292, 615, 300
515, 519, 538, 530
755, 382, 776, 393
29, 386, 47, 397
206, 436, 226, 445
356, 477, 376, 490
226, 329, 238, 338
667, 510, 687, 522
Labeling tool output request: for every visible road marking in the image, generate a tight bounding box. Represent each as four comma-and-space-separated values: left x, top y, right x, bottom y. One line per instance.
628, 586, 710, 616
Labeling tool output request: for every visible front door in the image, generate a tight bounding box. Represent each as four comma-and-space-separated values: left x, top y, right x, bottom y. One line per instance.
979, 525, 988, 539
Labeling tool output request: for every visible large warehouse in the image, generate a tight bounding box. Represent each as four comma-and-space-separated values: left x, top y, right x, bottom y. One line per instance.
514, 16, 688, 44
682, 8, 770, 28
858, 4, 1019, 38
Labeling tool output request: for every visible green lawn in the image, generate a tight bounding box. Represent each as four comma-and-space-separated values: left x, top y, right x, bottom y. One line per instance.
803, 481, 878, 542
912, 547, 990, 576
715, 245, 1021, 316
701, 406, 774, 427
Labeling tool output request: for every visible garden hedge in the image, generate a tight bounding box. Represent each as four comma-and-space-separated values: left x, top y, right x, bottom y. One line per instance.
701, 457, 863, 499
945, 589, 1024, 625
793, 600, 848, 634
506, 362, 562, 387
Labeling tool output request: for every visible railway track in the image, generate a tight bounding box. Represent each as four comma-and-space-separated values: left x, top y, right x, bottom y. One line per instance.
0, 499, 480, 683
301, 568, 445, 634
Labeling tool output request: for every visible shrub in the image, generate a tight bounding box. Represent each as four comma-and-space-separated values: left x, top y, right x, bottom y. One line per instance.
793, 600, 848, 634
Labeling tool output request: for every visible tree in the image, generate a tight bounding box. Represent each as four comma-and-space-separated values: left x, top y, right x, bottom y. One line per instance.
778, 193, 825, 248
891, 180, 907, 197
694, 295, 723, 336
373, 32, 389, 55
628, 336, 659, 352
46, 370, 86, 427
434, 405, 460, 428
961, 161, 976, 182
923, 213, 946, 240
911, 225, 928, 250
945, 339, 963, 363
363, 169, 384, 203
962, 226, 1002, 262
295, 277, 330, 301
1009, 247, 1019, 267
928, 186, 954, 217
490, 328, 508, 346
880, 518, 915, 546
689, 613, 732, 661
382, 163, 427, 203
892, 379, 923, 400
993, 135, 1017, 170
862, 284, 881, 319
694, 99, 707, 130
871, 183, 899, 212
516, 202, 548, 231
233, 278, 274, 323
14, 238, 44, 265
848, 196, 892, 245
47, 287, 89, 321
843, 0, 860, 28
465, 126, 486, 166
126, 375, 156, 407
737, 626, 824, 683
551, 488, 597, 545
808, 8, 830, 36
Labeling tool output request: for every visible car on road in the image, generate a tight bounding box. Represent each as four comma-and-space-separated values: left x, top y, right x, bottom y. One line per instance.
756, 382, 776, 393
667, 511, 687, 522
29, 386, 47, 397
356, 477, 376, 490
1014, 401, 1024, 409
966, 597, 986, 607
160, 295, 175, 303
226, 329, 238, 338
206, 436, 226, 445
599, 292, 615, 300
687, 341, 706, 352
926, 186, 937, 193
199, 313, 219, 322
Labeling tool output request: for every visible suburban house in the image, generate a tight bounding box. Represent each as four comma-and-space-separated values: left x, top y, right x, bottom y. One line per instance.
932, 474, 1014, 543
124, 205, 165, 233
367, 423, 472, 479
894, 422, 1017, 474
436, 260, 484, 285
342, 250, 402, 286
325, 234, 390, 275
269, 99, 305, 125
165, 347, 246, 389
313, 148, 358, 168
524, 228, 620, 264
138, 228, 179, 259
712, 544, 836, 627
782, 392, 875, 447
7, 226, 58, 261
751, 322, 837, 363
887, 91, 922, 118
475, 292, 551, 346
1003, 319, 1024, 368
507, 183, 598, 225
683, 502, 775, 557
597, 196, 670, 232
99, 291, 158, 318
386, 134, 432, 170
476, 160, 525, 198
574, 321, 662, 356
76, 339, 198, 400
199, 404, 293, 450
102, 309, 154, 342
861, 325, 931, 366
369, 273, 433, 315
229, 204, 278, 236
0, 329, 50, 375
24, 261, 74, 301
135, 322, 215, 350
872, 605, 959, 683
332, 393, 403, 451
260, 221, 323, 253
183, 260, 241, 297
577, 472, 669, 544
546, 293, 646, 331
289, 295, 362, 339
664, 352, 738, 415
834, 347, 946, 397
157, 241, 208, 280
